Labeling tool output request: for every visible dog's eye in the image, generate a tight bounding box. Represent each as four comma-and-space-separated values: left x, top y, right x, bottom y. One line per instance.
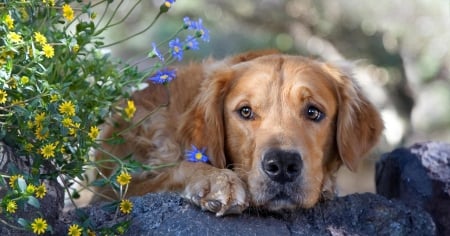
238, 106, 254, 120
305, 106, 324, 122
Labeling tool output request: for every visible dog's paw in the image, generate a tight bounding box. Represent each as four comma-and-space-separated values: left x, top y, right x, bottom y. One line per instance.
182, 168, 248, 216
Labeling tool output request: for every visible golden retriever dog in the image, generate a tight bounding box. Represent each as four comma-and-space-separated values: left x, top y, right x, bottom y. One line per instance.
95, 50, 383, 216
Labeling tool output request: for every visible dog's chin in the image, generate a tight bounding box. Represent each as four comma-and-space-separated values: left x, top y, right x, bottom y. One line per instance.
252, 190, 305, 211
264, 193, 298, 211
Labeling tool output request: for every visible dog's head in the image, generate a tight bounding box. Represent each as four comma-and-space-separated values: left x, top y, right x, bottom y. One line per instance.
178, 51, 383, 211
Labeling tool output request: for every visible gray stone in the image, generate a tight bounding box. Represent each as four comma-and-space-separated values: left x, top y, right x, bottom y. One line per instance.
376, 141, 450, 236
58, 192, 435, 235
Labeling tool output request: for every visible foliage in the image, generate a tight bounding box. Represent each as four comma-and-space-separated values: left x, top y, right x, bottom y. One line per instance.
0, 0, 208, 234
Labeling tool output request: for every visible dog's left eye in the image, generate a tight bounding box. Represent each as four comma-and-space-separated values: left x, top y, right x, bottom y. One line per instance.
305, 106, 324, 122
238, 106, 255, 120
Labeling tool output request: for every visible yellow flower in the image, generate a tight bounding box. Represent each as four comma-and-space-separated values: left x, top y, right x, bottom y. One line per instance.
62, 117, 74, 128
35, 183, 47, 198
59, 101, 76, 116
116, 172, 132, 186
19, 8, 29, 21
43, 0, 55, 6
34, 32, 47, 45
124, 100, 136, 119
87, 229, 96, 236
35, 126, 49, 141
119, 199, 133, 214
117, 226, 125, 234
20, 76, 29, 84
68, 224, 82, 236
0, 89, 7, 104
7, 32, 22, 43
6, 200, 17, 213
27, 120, 34, 129
62, 4, 75, 21
25, 143, 34, 152
26, 184, 36, 194
31, 217, 48, 235
73, 44, 80, 53
69, 122, 80, 136
4, 14, 14, 29
50, 94, 59, 102
42, 43, 54, 58
8, 77, 17, 89
88, 126, 99, 140
8, 175, 23, 188
90, 12, 97, 20
35, 112, 46, 127
40, 143, 57, 159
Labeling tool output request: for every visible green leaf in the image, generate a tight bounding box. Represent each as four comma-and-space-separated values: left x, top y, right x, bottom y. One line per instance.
27, 196, 40, 208
17, 218, 29, 228
17, 177, 27, 193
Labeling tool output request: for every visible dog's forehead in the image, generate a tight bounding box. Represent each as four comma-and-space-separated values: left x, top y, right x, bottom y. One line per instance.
226, 56, 338, 113
231, 55, 337, 94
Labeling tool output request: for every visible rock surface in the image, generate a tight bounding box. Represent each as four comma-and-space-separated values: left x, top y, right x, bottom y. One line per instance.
59, 192, 435, 236
376, 141, 450, 236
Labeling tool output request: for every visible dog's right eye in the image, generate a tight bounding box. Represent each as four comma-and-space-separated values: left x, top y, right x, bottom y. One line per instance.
238, 106, 255, 120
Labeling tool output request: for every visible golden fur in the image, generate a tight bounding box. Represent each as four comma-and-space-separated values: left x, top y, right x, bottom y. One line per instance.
94, 50, 383, 216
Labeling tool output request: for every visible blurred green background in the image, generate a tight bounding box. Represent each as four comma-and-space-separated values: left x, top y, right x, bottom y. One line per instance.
99, 0, 450, 193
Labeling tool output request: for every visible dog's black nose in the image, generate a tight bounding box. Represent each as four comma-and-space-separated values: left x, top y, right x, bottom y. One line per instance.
262, 149, 302, 184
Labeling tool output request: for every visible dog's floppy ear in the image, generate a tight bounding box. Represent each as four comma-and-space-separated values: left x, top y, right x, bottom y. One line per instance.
177, 69, 232, 168
177, 50, 278, 168
322, 64, 384, 171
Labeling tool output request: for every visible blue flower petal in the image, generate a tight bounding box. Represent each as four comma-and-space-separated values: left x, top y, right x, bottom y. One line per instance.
148, 69, 176, 84
185, 145, 209, 163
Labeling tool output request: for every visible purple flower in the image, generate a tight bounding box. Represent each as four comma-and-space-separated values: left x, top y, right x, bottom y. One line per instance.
192, 18, 210, 42
183, 16, 193, 29
184, 35, 199, 50
149, 42, 164, 61
148, 69, 176, 84
183, 17, 209, 42
185, 145, 209, 163
169, 38, 183, 61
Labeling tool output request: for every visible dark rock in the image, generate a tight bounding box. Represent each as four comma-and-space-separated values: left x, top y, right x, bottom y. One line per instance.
58, 192, 435, 236
376, 141, 450, 236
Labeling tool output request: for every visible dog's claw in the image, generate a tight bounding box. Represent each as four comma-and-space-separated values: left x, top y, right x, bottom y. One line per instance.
206, 200, 222, 212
